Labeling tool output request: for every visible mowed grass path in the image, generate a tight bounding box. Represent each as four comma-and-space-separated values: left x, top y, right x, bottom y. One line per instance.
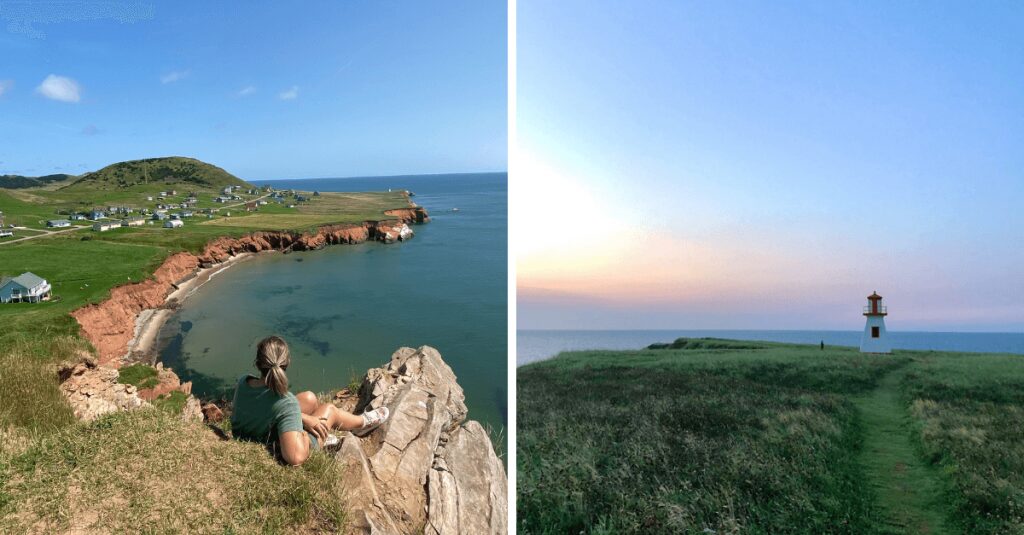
854, 366, 954, 534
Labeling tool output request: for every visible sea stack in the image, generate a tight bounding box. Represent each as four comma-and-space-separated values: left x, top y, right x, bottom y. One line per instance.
860, 291, 891, 354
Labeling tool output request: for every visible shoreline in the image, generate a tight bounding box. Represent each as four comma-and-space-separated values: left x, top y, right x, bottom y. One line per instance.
125, 252, 260, 363
72, 199, 428, 367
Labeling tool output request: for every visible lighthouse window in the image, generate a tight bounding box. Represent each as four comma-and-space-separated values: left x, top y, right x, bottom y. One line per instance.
871, 326, 880, 338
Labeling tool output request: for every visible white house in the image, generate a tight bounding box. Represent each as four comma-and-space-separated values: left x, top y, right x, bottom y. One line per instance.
0, 272, 51, 303
47, 220, 71, 228
92, 222, 117, 232
860, 291, 892, 354
122, 218, 146, 227
164, 219, 184, 228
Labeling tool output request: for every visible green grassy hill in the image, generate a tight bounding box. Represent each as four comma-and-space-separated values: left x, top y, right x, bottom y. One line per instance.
518, 339, 1024, 534
60, 157, 251, 192
0, 174, 76, 189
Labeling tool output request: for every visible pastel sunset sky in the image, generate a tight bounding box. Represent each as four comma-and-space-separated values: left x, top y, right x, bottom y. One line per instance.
516, 1, 1024, 331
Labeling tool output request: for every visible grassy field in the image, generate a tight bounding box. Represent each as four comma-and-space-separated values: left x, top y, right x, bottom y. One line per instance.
0, 159, 421, 532
518, 338, 1024, 534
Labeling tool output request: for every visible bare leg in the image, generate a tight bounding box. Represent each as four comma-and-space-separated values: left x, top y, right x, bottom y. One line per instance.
296, 391, 319, 415
311, 403, 363, 431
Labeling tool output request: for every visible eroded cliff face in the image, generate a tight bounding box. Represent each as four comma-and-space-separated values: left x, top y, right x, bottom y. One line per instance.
71, 252, 199, 364
71, 213, 424, 365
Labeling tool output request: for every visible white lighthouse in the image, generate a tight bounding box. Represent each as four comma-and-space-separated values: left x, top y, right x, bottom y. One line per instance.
860, 291, 891, 353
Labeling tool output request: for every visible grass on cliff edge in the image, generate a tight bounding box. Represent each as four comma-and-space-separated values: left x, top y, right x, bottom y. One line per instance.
0, 408, 348, 534
517, 339, 1024, 534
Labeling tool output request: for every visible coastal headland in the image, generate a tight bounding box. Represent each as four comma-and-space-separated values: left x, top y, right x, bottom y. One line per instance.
518, 338, 1024, 534
0, 157, 506, 533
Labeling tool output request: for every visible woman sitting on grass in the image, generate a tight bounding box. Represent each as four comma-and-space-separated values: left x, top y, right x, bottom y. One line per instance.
230, 335, 390, 466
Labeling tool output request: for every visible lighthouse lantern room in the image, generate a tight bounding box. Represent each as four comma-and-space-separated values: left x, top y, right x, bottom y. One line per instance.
860, 291, 891, 353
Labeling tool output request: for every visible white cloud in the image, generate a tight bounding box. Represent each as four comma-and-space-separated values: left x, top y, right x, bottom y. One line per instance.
36, 74, 80, 103
278, 85, 299, 100
160, 70, 189, 84
0, 80, 12, 96
237, 85, 256, 97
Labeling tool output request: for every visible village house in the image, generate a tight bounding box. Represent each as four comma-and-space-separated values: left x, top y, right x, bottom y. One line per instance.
122, 217, 146, 227
69, 214, 87, 221
164, 219, 184, 229
89, 209, 106, 220
244, 202, 257, 212
146, 196, 154, 202
92, 221, 117, 232
0, 272, 51, 303
181, 210, 194, 218
152, 211, 169, 221
257, 200, 268, 206
222, 186, 233, 195
0, 230, 13, 238
47, 219, 71, 228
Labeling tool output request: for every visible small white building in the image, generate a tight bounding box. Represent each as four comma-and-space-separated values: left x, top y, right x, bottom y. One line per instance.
92, 221, 117, 232
164, 219, 184, 228
0, 272, 51, 303
122, 218, 146, 227
47, 219, 71, 228
860, 291, 892, 354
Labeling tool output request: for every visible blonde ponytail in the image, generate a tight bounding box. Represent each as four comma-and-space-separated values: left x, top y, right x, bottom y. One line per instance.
255, 336, 291, 396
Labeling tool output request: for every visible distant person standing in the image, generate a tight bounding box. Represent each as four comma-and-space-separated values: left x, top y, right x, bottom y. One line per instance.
820, 340, 825, 350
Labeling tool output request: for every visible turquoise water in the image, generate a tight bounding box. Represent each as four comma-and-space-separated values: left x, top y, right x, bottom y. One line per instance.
518, 329, 1024, 366
157, 173, 507, 434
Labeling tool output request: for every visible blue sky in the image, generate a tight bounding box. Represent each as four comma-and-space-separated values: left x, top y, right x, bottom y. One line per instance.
0, 0, 506, 179
516, 1, 1024, 331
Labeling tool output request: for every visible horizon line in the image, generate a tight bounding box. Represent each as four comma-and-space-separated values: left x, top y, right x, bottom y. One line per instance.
251, 170, 508, 182
518, 328, 1024, 335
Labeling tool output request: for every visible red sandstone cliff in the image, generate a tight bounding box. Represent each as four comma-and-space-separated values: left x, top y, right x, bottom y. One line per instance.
72, 211, 426, 365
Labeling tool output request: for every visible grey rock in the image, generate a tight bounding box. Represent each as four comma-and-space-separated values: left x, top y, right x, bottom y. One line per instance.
336, 346, 507, 535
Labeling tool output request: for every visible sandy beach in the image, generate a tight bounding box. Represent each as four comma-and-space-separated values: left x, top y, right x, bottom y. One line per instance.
124, 252, 263, 362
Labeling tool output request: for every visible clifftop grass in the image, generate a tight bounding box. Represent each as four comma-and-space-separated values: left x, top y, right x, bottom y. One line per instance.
0, 409, 349, 534
518, 340, 1024, 534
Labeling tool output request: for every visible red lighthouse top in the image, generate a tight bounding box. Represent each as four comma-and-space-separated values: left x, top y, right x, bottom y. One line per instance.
864, 291, 887, 316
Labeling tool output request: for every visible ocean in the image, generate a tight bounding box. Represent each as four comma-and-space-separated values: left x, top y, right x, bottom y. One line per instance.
518, 329, 1024, 366
156, 173, 507, 434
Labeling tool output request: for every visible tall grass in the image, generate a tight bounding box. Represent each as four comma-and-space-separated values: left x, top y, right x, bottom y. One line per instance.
0, 408, 348, 534
518, 343, 904, 534
902, 353, 1024, 533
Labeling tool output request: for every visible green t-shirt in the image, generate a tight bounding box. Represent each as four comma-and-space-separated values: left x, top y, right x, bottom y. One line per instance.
230, 374, 303, 444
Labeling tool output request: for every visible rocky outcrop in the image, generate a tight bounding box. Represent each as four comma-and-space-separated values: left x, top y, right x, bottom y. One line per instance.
70, 206, 428, 365
58, 358, 203, 423
384, 206, 430, 223
58, 357, 147, 421
335, 346, 507, 535
136, 362, 192, 401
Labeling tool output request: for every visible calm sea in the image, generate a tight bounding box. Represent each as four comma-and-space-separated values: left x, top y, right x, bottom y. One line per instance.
156, 173, 507, 434
518, 329, 1024, 366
